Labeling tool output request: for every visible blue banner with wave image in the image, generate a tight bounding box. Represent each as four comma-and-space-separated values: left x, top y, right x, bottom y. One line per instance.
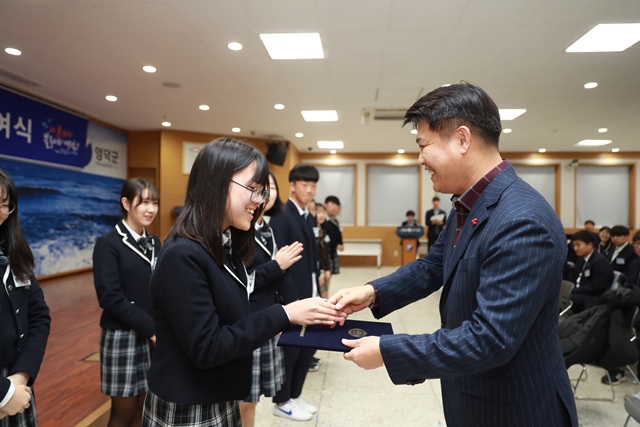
0, 87, 91, 169
0, 157, 123, 277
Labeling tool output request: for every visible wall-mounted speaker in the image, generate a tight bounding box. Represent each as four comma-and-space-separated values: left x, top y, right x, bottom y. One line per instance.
266, 142, 288, 166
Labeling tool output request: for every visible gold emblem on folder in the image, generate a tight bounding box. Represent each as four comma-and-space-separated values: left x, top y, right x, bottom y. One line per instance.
348, 328, 368, 338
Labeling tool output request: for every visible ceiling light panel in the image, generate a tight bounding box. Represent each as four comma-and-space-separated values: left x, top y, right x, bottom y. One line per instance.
566, 23, 640, 52
301, 110, 338, 122
260, 33, 324, 59
499, 109, 526, 120
4, 47, 21, 56
317, 141, 344, 149
574, 139, 612, 147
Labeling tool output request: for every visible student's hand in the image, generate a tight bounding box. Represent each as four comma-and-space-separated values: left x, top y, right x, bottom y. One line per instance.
1, 385, 31, 416
342, 336, 384, 370
275, 242, 304, 271
328, 285, 376, 324
150, 335, 157, 345
284, 298, 345, 326
7, 373, 29, 387
337, 244, 344, 252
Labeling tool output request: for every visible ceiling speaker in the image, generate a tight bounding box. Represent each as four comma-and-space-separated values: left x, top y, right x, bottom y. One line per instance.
266, 142, 288, 166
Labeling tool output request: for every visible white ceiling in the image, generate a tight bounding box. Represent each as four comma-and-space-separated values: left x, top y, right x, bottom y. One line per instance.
1, 0, 639, 154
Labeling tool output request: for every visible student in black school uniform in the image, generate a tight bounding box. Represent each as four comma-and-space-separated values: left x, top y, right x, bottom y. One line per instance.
238, 171, 303, 427
93, 178, 160, 427
269, 164, 324, 420
142, 138, 342, 427
315, 204, 332, 300
0, 168, 51, 427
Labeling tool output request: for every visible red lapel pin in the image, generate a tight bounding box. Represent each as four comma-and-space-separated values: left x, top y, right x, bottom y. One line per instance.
471, 218, 478, 226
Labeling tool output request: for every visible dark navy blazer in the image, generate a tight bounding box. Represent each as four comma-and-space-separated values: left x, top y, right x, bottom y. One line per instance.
147, 236, 290, 404
371, 165, 579, 427
92, 221, 161, 338
0, 266, 50, 399
269, 200, 319, 300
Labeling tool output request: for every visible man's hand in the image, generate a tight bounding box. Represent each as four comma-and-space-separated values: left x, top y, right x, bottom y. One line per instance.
342, 336, 384, 370
328, 285, 376, 324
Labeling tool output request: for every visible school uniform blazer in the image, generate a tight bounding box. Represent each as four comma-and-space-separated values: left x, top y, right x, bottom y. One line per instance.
609, 243, 639, 275
370, 165, 579, 427
147, 236, 290, 404
0, 266, 50, 399
571, 251, 613, 296
249, 223, 297, 309
92, 222, 161, 338
269, 200, 319, 300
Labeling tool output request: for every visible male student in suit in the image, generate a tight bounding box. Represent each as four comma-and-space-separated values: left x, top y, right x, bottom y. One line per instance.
425, 196, 446, 250
569, 230, 613, 313
269, 164, 321, 420
329, 82, 578, 427
608, 225, 639, 276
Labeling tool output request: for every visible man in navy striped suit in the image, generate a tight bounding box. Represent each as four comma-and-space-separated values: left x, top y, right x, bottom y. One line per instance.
330, 83, 578, 426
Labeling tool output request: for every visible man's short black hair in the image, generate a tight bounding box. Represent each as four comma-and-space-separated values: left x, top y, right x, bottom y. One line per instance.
584, 220, 595, 226
633, 231, 640, 243
610, 225, 630, 237
571, 230, 594, 245
432, 196, 440, 202
325, 195, 340, 205
406, 210, 415, 217
289, 164, 319, 183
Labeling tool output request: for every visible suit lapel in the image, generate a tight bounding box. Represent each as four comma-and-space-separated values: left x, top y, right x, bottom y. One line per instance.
442, 166, 519, 287
115, 223, 153, 267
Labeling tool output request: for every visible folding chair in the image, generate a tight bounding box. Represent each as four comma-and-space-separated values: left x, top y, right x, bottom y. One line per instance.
559, 280, 574, 319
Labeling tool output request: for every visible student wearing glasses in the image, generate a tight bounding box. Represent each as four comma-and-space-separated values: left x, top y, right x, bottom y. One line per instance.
142, 138, 342, 427
93, 178, 161, 427
0, 169, 51, 427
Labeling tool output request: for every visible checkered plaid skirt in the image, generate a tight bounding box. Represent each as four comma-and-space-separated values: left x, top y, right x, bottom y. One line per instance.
142, 391, 241, 427
0, 367, 37, 427
330, 252, 340, 275
100, 329, 152, 397
243, 336, 285, 402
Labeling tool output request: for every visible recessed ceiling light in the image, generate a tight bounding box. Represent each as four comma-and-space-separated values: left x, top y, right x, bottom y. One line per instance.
143, 65, 157, 73
612, 148, 620, 153
105, 95, 117, 102
584, 82, 598, 89
598, 127, 608, 133
295, 132, 304, 138
301, 110, 338, 122
538, 148, 547, 153
228, 42, 243, 51
161, 121, 171, 127
441, 84, 451, 87
199, 105, 210, 111
397, 149, 405, 154
574, 139, 612, 147
274, 104, 285, 110
4, 47, 21, 56
410, 129, 417, 135
566, 23, 640, 52
317, 141, 344, 149
232, 127, 241, 133
499, 109, 526, 120
330, 150, 337, 154
503, 128, 512, 134
259, 33, 324, 59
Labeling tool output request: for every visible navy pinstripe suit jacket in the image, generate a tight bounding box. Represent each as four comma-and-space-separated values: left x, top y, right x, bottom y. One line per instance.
372, 165, 578, 427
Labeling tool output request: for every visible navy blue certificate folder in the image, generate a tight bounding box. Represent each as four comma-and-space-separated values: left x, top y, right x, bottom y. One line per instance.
277, 319, 394, 352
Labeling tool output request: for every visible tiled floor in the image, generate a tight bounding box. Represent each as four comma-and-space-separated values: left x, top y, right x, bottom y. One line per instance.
252, 266, 640, 426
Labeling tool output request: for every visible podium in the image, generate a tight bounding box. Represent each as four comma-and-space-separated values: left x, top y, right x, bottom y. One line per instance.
396, 226, 424, 266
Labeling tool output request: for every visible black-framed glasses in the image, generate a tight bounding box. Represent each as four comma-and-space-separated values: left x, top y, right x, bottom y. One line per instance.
231, 180, 269, 203
0, 204, 15, 215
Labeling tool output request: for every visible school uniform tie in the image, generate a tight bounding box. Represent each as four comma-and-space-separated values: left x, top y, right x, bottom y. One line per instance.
137, 235, 154, 254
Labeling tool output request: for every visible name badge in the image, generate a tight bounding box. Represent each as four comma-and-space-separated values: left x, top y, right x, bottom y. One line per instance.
313, 227, 319, 238
617, 258, 625, 265
15, 279, 31, 288
584, 269, 591, 278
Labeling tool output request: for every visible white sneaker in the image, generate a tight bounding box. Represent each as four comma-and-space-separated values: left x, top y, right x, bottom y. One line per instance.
273, 400, 313, 421
292, 397, 318, 414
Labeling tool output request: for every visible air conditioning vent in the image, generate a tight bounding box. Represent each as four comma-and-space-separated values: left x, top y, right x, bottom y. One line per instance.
361, 108, 406, 124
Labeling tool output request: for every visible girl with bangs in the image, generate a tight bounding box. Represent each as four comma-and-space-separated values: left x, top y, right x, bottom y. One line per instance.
142, 138, 342, 427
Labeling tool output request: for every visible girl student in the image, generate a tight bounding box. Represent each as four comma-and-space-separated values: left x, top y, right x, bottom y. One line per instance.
0, 168, 51, 427
239, 171, 303, 427
93, 178, 160, 427
142, 138, 342, 427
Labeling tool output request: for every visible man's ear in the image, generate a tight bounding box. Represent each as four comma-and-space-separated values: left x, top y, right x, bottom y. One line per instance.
457, 126, 472, 154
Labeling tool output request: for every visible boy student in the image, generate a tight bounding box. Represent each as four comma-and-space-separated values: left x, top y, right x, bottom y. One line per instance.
269, 164, 321, 421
